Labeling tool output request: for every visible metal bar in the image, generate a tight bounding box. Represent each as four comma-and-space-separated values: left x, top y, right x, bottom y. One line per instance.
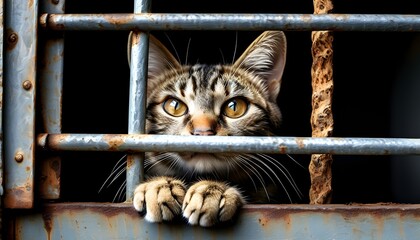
37, 134, 420, 155
126, 0, 151, 201
7, 203, 420, 239
3, 0, 38, 209
0, 0, 4, 234
38, 0, 65, 200
39, 13, 420, 32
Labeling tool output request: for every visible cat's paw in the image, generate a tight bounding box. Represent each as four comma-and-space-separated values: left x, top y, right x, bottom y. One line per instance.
133, 177, 186, 223
182, 180, 245, 227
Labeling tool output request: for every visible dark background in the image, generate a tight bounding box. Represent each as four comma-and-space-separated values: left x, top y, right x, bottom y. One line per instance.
41, 0, 420, 203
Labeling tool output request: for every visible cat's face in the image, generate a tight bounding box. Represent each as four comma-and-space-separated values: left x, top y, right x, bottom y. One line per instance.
140, 31, 287, 176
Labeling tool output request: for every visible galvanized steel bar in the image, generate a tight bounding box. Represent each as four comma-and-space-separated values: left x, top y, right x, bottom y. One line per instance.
3, 0, 38, 209
126, 0, 151, 201
38, 0, 65, 200
39, 13, 420, 32
37, 134, 420, 155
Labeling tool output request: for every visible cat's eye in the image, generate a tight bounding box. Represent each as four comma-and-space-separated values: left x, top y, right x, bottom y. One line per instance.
163, 98, 188, 117
223, 98, 248, 118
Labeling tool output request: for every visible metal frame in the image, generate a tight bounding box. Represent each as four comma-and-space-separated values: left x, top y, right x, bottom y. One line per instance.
3, 0, 38, 209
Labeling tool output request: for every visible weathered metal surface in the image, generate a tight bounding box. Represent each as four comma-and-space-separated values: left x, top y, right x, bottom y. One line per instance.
37, 133, 420, 155
39, 13, 420, 32
0, 0, 4, 236
3, 0, 38, 209
126, 0, 151, 201
0, 0, 4, 198
309, 0, 334, 204
37, 0, 65, 200
6, 203, 420, 239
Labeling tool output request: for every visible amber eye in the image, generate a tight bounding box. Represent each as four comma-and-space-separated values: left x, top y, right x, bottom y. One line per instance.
163, 98, 188, 117
223, 98, 248, 118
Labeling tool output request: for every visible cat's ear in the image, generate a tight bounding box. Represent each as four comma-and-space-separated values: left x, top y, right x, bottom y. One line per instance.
127, 32, 181, 79
233, 31, 287, 102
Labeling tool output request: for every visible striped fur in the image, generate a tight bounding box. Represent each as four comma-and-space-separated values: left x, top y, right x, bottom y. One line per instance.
131, 31, 292, 227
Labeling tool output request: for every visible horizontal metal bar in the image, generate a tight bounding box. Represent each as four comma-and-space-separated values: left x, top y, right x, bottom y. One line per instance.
8, 203, 420, 239
37, 134, 420, 155
39, 13, 420, 32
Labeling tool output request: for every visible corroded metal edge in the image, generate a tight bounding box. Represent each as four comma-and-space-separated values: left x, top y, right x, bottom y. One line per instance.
6, 203, 420, 239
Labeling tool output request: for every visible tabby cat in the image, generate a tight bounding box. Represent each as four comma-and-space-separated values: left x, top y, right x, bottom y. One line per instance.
129, 31, 294, 227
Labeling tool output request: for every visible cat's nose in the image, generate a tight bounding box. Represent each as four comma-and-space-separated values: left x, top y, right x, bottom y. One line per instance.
191, 114, 216, 136
193, 128, 215, 136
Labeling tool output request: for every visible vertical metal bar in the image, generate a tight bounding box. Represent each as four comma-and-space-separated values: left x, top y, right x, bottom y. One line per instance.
309, 0, 334, 204
3, 0, 38, 208
126, 0, 151, 201
0, 0, 4, 233
38, 0, 65, 199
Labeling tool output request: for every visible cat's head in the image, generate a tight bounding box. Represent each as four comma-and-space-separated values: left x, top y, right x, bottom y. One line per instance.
133, 31, 287, 175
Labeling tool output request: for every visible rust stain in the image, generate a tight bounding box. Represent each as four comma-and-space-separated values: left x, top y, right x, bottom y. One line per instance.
103, 14, 133, 29
279, 145, 287, 154
42, 212, 53, 240
4, 187, 33, 209
296, 138, 305, 149
40, 156, 61, 199
103, 135, 125, 151
258, 217, 269, 227
48, 133, 70, 150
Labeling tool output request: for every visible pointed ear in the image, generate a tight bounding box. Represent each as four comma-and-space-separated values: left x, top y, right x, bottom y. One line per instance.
127, 32, 181, 80
233, 31, 287, 102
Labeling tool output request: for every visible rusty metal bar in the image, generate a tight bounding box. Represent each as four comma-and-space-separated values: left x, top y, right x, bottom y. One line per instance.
126, 0, 151, 202
39, 13, 420, 32
0, 0, 4, 234
7, 203, 420, 239
37, 134, 420, 155
3, 0, 38, 209
309, 0, 334, 204
37, 0, 65, 200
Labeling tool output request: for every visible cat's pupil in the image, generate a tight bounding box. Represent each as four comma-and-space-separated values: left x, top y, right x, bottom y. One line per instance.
170, 100, 179, 110
228, 101, 237, 111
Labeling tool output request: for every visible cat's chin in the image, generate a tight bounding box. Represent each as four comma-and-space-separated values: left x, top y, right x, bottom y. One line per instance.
180, 153, 229, 173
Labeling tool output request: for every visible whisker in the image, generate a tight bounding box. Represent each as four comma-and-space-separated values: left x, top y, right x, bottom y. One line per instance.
249, 154, 293, 203
113, 180, 127, 203
286, 154, 305, 169
232, 158, 258, 192
106, 167, 126, 190
164, 33, 182, 64
185, 37, 191, 65
258, 154, 303, 199
231, 31, 238, 64
243, 154, 278, 187
146, 153, 174, 172
98, 154, 127, 193
219, 48, 225, 64
238, 155, 270, 201
261, 154, 303, 197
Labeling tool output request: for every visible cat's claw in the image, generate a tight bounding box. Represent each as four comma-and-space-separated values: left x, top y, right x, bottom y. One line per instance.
182, 181, 245, 227
133, 177, 186, 222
